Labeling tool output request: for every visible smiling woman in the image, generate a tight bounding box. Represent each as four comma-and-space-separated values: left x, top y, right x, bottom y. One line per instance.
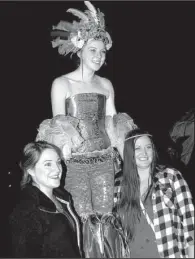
27, 148, 62, 191
116, 128, 194, 258
134, 136, 154, 172
9, 141, 82, 258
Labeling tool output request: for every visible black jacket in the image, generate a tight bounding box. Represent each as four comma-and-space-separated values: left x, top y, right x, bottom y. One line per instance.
9, 185, 81, 258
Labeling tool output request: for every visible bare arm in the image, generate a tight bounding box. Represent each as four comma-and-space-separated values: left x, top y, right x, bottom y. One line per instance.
51, 77, 69, 117
103, 78, 117, 117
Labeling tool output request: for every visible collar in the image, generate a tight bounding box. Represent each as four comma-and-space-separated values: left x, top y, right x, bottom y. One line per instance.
21, 185, 70, 212
153, 167, 173, 191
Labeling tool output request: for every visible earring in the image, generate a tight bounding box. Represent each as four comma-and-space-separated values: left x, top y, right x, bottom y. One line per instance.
77, 51, 81, 58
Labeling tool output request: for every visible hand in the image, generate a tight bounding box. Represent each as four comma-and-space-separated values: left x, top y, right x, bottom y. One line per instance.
188, 245, 194, 258
62, 144, 72, 161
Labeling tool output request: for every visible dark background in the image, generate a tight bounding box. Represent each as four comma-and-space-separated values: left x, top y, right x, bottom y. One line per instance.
0, 1, 194, 256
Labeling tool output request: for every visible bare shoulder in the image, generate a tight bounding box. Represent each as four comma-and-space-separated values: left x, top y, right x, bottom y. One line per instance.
51, 75, 71, 96
97, 76, 114, 91
52, 75, 70, 89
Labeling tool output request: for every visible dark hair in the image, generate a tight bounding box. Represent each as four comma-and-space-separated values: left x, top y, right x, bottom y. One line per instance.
20, 141, 62, 189
117, 128, 159, 242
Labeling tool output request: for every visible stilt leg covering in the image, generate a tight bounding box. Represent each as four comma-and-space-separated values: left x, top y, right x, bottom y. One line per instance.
82, 213, 130, 258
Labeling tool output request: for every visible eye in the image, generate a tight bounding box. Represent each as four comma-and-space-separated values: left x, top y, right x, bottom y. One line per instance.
101, 50, 106, 55
44, 162, 52, 167
135, 146, 140, 150
90, 48, 96, 53
147, 145, 152, 149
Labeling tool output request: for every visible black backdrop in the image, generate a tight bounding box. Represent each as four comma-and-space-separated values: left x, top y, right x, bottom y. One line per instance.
0, 1, 194, 256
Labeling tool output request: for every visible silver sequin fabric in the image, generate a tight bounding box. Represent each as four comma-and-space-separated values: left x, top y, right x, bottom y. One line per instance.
65, 93, 115, 217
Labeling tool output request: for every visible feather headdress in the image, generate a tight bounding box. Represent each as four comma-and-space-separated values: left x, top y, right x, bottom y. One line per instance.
51, 1, 112, 56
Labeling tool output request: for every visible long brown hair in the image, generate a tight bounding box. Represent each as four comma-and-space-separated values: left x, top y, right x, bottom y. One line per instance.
117, 128, 158, 242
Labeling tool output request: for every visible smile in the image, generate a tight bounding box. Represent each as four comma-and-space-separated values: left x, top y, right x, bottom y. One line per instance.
92, 60, 101, 64
139, 157, 148, 161
49, 175, 60, 179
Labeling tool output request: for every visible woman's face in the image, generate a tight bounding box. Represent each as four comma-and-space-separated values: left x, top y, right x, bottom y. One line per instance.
134, 136, 153, 170
29, 148, 62, 191
79, 39, 106, 72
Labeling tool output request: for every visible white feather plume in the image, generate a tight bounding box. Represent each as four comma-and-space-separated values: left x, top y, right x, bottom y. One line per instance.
84, 1, 98, 23
67, 8, 89, 22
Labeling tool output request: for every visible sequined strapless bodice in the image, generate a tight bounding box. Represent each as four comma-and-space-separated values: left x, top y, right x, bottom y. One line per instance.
66, 93, 111, 152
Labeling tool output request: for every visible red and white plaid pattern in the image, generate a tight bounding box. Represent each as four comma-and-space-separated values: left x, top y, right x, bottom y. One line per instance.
114, 167, 194, 258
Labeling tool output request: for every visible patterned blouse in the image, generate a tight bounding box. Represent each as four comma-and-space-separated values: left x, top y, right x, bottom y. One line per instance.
114, 167, 194, 258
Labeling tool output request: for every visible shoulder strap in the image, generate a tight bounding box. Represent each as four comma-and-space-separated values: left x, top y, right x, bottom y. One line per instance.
140, 199, 155, 233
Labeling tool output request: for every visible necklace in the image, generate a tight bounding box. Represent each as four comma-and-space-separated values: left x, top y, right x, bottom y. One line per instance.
141, 175, 151, 201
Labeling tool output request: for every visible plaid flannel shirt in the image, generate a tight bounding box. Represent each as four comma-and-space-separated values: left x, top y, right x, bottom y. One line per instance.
114, 167, 194, 258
